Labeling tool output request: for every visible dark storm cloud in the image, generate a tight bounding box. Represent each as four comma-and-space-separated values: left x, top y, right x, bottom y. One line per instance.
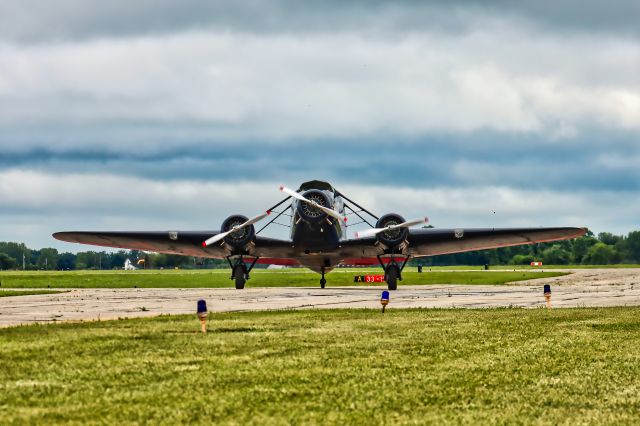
0, 0, 638, 248
2, 130, 637, 192
0, 0, 638, 43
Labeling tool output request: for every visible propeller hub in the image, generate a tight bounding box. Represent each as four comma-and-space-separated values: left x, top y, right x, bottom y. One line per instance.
297, 189, 332, 223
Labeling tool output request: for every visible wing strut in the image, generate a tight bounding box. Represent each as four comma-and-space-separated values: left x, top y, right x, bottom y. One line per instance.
335, 190, 379, 221
344, 203, 376, 228
255, 195, 292, 235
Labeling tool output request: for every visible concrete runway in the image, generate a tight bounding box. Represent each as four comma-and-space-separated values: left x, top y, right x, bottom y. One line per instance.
1, 269, 639, 327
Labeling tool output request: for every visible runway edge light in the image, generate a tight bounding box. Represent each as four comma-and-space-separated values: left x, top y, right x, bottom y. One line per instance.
543, 285, 552, 309
197, 299, 208, 333
380, 290, 390, 313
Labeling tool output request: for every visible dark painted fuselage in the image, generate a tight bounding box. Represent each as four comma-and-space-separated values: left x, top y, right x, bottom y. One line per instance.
288, 182, 347, 272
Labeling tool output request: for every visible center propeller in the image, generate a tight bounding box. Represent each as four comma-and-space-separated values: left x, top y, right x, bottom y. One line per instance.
354, 217, 429, 239
279, 185, 345, 221
202, 211, 271, 247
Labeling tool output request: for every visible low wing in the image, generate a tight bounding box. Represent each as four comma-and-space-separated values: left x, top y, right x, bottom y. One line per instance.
339, 227, 586, 261
53, 231, 295, 260
54, 226, 586, 267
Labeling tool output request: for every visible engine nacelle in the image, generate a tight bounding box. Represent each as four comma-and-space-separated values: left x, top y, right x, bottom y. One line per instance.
375, 213, 409, 247
296, 189, 332, 224
221, 215, 255, 250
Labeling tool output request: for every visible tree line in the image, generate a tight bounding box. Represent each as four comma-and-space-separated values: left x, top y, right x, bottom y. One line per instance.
0, 242, 228, 270
418, 229, 640, 266
1, 229, 639, 270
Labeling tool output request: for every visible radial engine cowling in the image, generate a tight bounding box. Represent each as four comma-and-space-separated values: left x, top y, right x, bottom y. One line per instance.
220, 215, 255, 250
296, 190, 332, 223
375, 213, 409, 247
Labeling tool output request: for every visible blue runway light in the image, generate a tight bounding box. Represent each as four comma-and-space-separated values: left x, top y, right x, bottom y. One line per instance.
543, 285, 552, 309
380, 291, 390, 313
197, 299, 208, 333
197, 299, 208, 315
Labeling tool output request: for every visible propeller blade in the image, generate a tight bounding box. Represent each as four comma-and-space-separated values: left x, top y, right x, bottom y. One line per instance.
279, 186, 307, 202
354, 217, 429, 239
315, 204, 344, 221
202, 211, 270, 247
353, 228, 384, 239
202, 230, 232, 247
280, 185, 344, 221
243, 211, 271, 227
396, 217, 429, 229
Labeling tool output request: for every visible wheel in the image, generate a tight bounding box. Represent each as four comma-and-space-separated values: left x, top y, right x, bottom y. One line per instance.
233, 265, 246, 290
320, 278, 326, 289
386, 265, 399, 290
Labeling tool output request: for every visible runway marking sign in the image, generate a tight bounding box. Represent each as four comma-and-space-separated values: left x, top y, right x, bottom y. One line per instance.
353, 275, 385, 283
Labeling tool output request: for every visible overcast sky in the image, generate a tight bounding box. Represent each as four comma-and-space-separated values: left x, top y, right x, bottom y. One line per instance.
0, 0, 638, 250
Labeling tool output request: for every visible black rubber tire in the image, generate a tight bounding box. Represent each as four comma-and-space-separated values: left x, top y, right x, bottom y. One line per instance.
320, 278, 326, 289
233, 265, 246, 290
386, 266, 398, 290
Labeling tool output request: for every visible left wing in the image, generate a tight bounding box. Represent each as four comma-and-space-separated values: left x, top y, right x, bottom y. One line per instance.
53, 231, 295, 260
338, 227, 586, 261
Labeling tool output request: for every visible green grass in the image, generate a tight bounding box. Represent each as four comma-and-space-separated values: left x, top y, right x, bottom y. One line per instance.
0, 290, 65, 297
482, 264, 640, 270
410, 264, 640, 270
0, 269, 566, 288
1, 308, 639, 424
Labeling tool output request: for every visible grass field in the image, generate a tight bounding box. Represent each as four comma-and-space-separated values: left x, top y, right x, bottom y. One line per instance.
0, 269, 567, 288
469, 264, 640, 270
419, 264, 640, 270
1, 308, 638, 424
0, 290, 65, 297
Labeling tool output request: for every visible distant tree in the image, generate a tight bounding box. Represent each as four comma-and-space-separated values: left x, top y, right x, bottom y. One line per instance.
0, 253, 16, 270
583, 242, 620, 265
155, 254, 190, 268
598, 232, 622, 246
0, 242, 28, 260
37, 248, 59, 270
108, 250, 129, 269
571, 235, 598, 264
623, 231, 640, 263
75, 252, 99, 270
510, 254, 534, 265
57, 252, 76, 270
541, 245, 572, 265
0, 242, 31, 269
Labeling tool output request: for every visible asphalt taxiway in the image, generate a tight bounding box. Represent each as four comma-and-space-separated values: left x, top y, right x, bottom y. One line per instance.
1, 268, 638, 327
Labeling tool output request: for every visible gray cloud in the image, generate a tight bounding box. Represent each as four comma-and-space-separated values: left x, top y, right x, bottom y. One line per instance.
1, 0, 638, 43
1, 128, 638, 193
0, 30, 637, 148
0, 1, 638, 250
1, 170, 638, 250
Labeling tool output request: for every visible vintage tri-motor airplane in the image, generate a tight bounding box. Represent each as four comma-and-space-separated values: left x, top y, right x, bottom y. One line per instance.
54, 180, 586, 290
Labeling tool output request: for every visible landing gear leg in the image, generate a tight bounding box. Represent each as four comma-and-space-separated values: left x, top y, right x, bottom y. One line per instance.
378, 255, 411, 291
232, 262, 247, 290
385, 264, 399, 291
320, 267, 326, 289
227, 255, 259, 290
